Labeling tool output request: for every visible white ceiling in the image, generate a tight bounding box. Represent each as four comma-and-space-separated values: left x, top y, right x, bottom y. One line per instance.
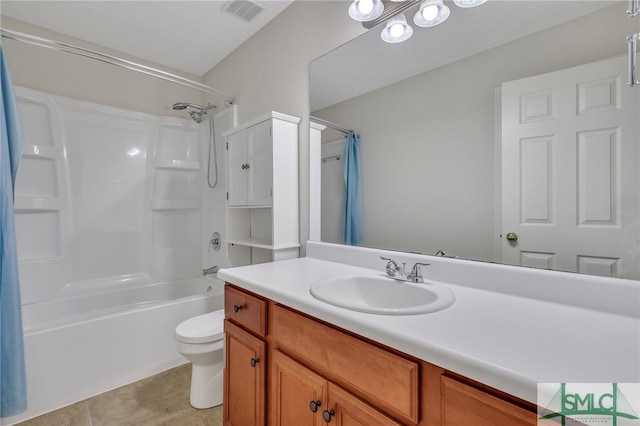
1, 0, 294, 77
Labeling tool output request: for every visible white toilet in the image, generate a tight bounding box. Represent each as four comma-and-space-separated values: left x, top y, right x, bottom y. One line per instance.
175, 309, 225, 409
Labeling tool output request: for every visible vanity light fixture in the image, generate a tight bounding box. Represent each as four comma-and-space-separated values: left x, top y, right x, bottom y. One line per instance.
381, 13, 414, 43
453, 0, 487, 8
351, 0, 487, 43
349, 0, 384, 22
413, 0, 450, 27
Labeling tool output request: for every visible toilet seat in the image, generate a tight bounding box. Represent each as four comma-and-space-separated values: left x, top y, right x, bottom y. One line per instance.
175, 310, 224, 344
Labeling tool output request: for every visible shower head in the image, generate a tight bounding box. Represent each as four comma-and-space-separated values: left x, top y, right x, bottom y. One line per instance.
189, 110, 204, 123
171, 102, 216, 123
172, 102, 206, 111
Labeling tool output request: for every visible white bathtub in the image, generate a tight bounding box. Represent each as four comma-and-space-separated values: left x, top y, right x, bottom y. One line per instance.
5, 276, 224, 425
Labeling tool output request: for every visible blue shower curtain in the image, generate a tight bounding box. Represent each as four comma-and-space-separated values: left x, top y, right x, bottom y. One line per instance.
343, 131, 362, 245
0, 43, 27, 418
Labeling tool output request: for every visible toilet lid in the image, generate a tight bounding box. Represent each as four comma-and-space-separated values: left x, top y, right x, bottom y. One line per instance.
175, 310, 225, 344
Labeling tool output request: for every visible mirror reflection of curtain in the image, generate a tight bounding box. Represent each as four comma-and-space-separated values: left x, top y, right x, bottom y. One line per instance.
321, 139, 345, 244
343, 131, 362, 245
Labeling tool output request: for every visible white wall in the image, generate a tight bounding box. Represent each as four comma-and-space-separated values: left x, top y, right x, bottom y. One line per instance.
202, 1, 366, 254
313, 3, 635, 260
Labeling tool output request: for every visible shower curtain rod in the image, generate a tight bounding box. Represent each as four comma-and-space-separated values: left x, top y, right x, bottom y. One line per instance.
0, 28, 235, 106
310, 116, 352, 136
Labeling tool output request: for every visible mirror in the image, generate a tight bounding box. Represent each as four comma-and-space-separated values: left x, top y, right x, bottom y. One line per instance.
310, 1, 640, 280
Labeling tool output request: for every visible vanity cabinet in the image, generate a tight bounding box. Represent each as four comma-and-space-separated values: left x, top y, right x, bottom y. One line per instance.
269, 303, 419, 424
440, 376, 536, 426
223, 320, 266, 426
223, 285, 268, 426
270, 350, 402, 426
223, 283, 537, 426
224, 112, 300, 266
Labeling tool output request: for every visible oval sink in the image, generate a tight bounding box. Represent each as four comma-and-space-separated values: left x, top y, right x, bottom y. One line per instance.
309, 275, 455, 315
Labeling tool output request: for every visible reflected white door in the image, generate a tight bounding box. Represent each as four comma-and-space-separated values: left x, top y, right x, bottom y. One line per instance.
501, 56, 639, 279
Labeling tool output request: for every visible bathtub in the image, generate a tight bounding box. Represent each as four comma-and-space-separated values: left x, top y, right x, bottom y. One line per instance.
5, 275, 224, 425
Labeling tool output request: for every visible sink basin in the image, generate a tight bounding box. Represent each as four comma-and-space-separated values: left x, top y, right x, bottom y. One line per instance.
309, 275, 455, 315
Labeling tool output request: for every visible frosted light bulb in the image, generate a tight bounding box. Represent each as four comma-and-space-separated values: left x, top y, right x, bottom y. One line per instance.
358, 0, 374, 15
422, 5, 439, 21
390, 23, 405, 38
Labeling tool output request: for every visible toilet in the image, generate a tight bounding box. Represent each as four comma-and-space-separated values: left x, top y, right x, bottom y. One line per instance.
175, 309, 225, 409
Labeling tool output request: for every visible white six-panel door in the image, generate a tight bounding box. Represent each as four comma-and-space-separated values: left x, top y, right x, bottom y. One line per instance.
501, 55, 639, 279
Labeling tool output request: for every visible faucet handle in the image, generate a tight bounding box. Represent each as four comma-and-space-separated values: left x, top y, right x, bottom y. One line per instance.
380, 256, 400, 277
408, 262, 430, 283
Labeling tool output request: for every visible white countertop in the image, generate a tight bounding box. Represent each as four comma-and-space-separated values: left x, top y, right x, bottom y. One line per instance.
218, 243, 640, 405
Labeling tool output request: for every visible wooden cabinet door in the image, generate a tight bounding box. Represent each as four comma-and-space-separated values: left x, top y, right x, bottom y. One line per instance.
224, 320, 266, 426
324, 383, 403, 426
227, 130, 248, 207
270, 350, 327, 426
246, 120, 272, 206
441, 376, 536, 426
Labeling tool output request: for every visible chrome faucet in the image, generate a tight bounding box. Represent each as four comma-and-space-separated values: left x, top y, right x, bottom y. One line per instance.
203, 265, 219, 276
407, 263, 430, 283
380, 257, 430, 283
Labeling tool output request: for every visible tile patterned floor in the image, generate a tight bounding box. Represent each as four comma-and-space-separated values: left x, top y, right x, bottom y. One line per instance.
16, 365, 222, 426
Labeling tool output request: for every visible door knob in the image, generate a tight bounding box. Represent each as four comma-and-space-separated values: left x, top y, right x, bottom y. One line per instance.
506, 232, 518, 242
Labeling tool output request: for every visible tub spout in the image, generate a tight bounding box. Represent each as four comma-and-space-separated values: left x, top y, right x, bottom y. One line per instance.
203, 265, 219, 276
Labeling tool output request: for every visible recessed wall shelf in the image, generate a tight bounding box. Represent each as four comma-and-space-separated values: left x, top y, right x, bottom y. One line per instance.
14, 197, 62, 213
153, 159, 201, 170
151, 200, 202, 211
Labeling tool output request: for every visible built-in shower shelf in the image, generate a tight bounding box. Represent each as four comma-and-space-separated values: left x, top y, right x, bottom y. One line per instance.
151, 199, 201, 211
22, 144, 60, 159
154, 159, 200, 170
14, 197, 62, 213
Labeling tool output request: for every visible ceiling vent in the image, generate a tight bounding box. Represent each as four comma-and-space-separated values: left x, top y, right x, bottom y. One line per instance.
221, 0, 265, 23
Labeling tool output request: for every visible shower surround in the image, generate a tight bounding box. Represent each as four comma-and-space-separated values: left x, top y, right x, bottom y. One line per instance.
5, 86, 230, 424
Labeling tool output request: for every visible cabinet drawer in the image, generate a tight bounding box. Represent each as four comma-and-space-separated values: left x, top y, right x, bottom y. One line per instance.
270, 304, 419, 424
225, 285, 267, 337
441, 376, 536, 426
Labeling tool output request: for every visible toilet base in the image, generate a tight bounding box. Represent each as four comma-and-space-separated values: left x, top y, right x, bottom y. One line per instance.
190, 360, 224, 409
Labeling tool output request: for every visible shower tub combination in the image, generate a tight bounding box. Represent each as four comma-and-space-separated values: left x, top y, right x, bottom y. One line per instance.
6, 87, 232, 424
16, 276, 223, 424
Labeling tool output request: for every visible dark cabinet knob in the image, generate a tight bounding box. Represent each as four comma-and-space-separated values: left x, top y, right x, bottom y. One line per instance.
309, 400, 321, 413
322, 409, 335, 423
250, 358, 260, 367
233, 304, 243, 313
